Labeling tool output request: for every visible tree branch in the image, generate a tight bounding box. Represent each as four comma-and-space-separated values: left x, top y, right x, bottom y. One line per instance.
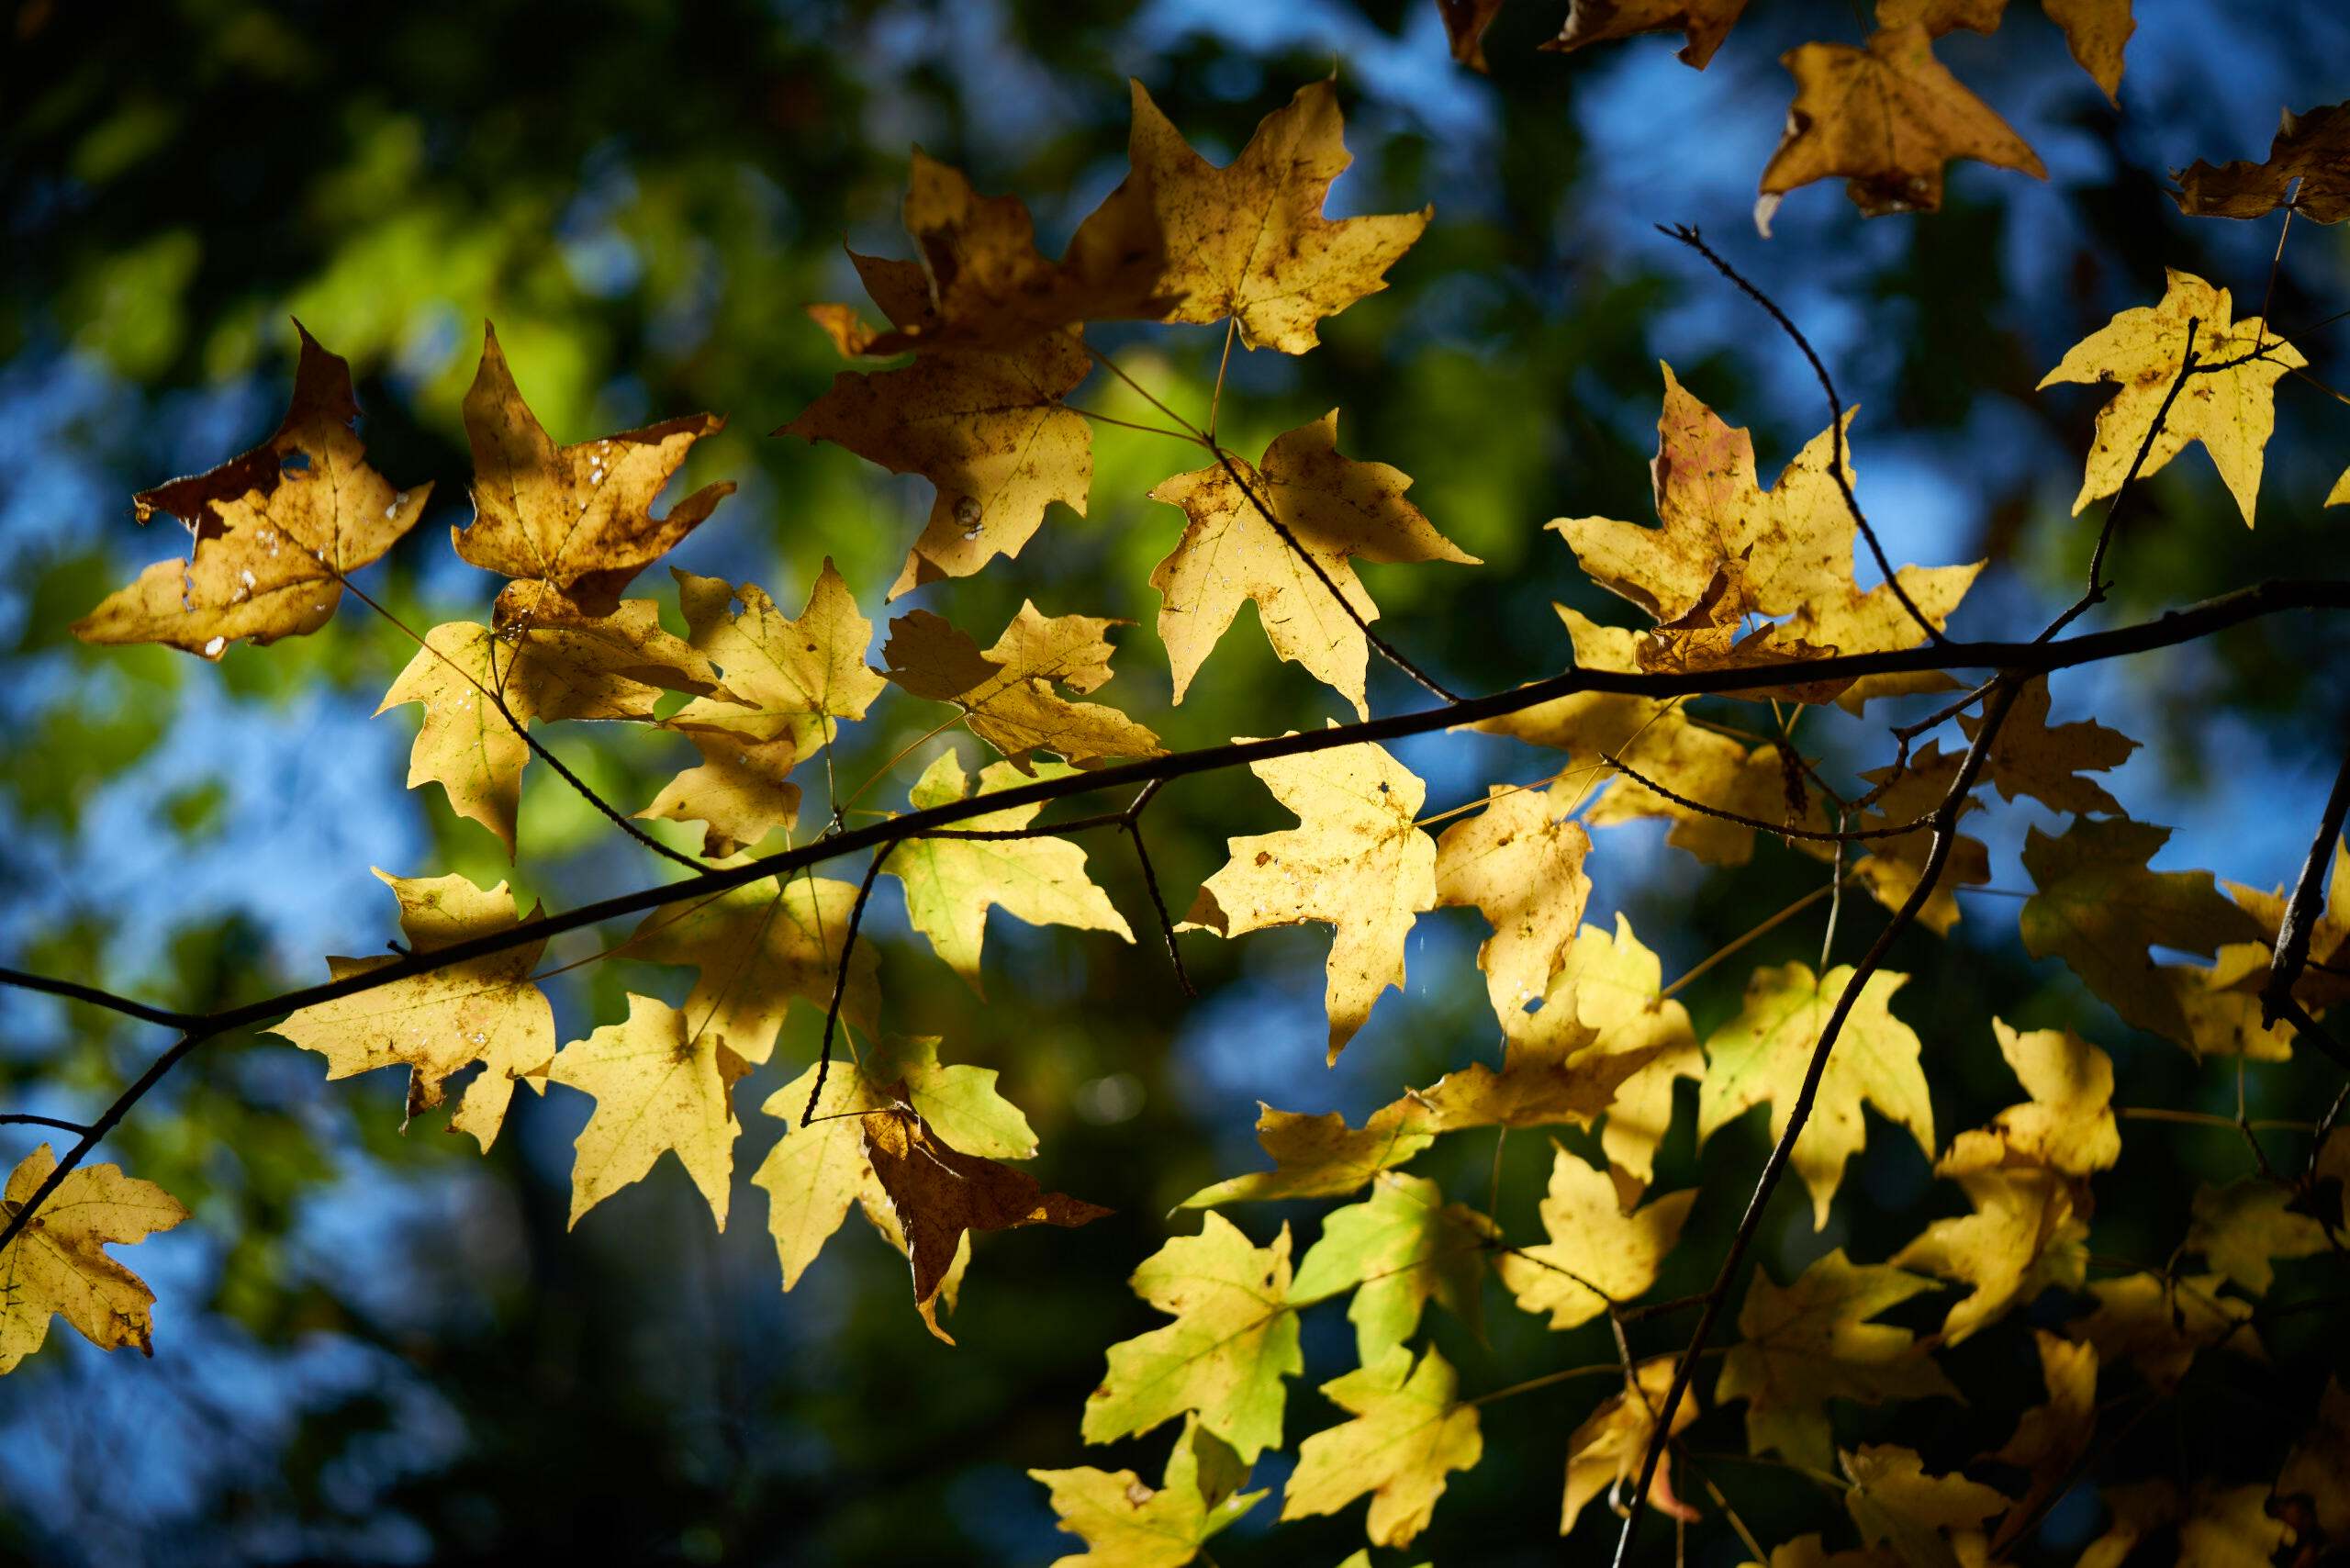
0, 967, 204, 1032
2262, 737, 2350, 1027
1610, 676, 2025, 1567
803, 855, 885, 1126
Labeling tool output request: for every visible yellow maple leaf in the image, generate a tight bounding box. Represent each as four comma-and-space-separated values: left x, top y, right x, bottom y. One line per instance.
544, 992, 750, 1230
1756, 25, 2046, 230
1808, 741, 1989, 935
2039, 269, 2304, 526
882, 751, 1134, 994
1561, 1356, 1701, 1537
1698, 962, 1933, 1227
1280, 1345, 1482, 1548
1497, 1143, 1695, 1328
1028, 1417, 1266, 1568
75, 323, 431, 659
1715, 1249, 1958, 1469
1083, 1214, 1303, 1462
1435, 786, 1594, 1031
1149, 413, 1477, 721
1942, 1018, 2121, 1178
2070, 1271, 2260, 1392
882, 604, 1161, 772
1892, 1164, 2087, 1342
2186, 1180, 2328, 1294
1177, 1101, 1436, 1208
2226, 834, 2350, 1011
1067, 79, 1429, 353
1549, 0, 1751, 68
625, 871, 878, 1065
861, 1092, 1109, 1338
641, 562, 889, 856
379, 603, 726, 856
1406, 1004, 1663, 1137
273, 869, 556, 1149
1183, 736, 1438, 1061
0, 1144, 188, 1375
452, 322, 733, 627
1289, 1171, 1496, 1364
2176, 99, 2350, 223
1548, 915, 1705, 1204
1985, 1332, 2098, 1553
782, 253, 1094, 597
1841, 1444, 2009, 1559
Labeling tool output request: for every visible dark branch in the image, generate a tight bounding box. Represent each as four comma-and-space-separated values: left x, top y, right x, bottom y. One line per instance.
1602, 750, 1936, 843
2262, 738, 2350, 1027
0, 967, 204, 1032
803, 855, 885, 1126
0, 1113, 95, 1136
1120, 779, 1196, 998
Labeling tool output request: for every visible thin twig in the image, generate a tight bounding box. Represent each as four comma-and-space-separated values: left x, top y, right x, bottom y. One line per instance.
803, 856, 886, 1126
0, 1113, 95, 1136
1612, 676, 2023, 1566
1603, 750, 1934, 843
1659, 879, 1845, 1002
1659, 224, 1944, 645
2261, 738, 2350, 1026
1120, 779, 1196, 997
0, 968, 203, 1032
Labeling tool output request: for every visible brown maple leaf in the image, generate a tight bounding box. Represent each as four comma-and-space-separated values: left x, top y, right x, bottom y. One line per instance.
2175, 99, 2350, 225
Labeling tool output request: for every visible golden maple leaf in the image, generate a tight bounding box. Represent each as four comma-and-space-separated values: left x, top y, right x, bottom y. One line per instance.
1067, 79, 1429, 353
0, 1144, 188, 1375
1183, 736, 1438, 1061
2039, 269, 2304, 526
273, 869, 556, 1149
452, 322, 733, 627
1956, 675, 2138, 817
882, 604, 1161, 772
1177, 1102, 1437, 1208
1878, 0, 2132, 101
782, 253, 1094, 598
1755, 25, 2046, 230
1698, 962, 1934, 1227
1029, 1417, 1265, 1568
1434, 786, 1593, 1031
1840, 1444, 2009, 1557
1150, 413, 1477, 722
544, 992, 751, 1230
1496, 1143, 1695, 1329
75, 323, 431, 659
2069, 1271, 2260, 1392
1984, 1332, 2098, 1553
882, 751, 1135, 993
2175, 98, 2350, 223
625, 872, 878, 1066
1279, 1345, 1482, 1548
1561, 1357, 1701, 1538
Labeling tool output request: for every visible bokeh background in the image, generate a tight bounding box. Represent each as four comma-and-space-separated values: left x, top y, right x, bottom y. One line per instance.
3, 1, 2347, 1562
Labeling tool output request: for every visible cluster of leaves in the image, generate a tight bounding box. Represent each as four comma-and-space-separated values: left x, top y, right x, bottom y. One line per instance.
8, 50, 2350, 1568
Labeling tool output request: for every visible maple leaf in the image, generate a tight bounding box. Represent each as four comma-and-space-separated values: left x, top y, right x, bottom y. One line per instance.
273, 869, 555, 1149
1028, 1417, 1266, 1568
1066, 79, 1429, 354
782, 253, 1094, 598
1183, 736, 1438, 1061
1880, 1, 2133, 100
452, 322, 733, 627
2186, 1180, 2327, 1294
2070, 1271, 2259, 1393
753, 1039, 1036, 1300
1956, 676, 2137, 817
1697, 961, 1934, 1228
1985, 1332, 2098, 1553
1817, 743, 1991, 936
1497, 1143, 1695, 1329
2278, 1377, 2350, 1539
544, 992, 750, 1230
2039, 269, 2304, 526
641, 562, 889, 856
1280, 1345, 1483, 1548
1289, 1171, 1495, 1363
1177, 1102, 1436, 1208
2162, 942, 2300, 1062
2174, 99, 2350, 224
1548, 0, 1750, 68
1561, 1356, 1701, 1537
1941, 1019, 2121, 1178
1149, 414, 1477, 721
2076, 1480, 2178, 1568
882, 750, 1134, 993
2226, 834, 2350, 1011
1715, 1249, 1958, 1469
881, 605, 1162, 772
625, 872, 878, 1065
1840, 1444, 2009, 1562
1891, 1164, 2087, 1342
75, 322, 431, 659
2020, 818, 2266, 1047
1083, 1213, 1303, 1463
1755, 25, 2046, 231
1434, 786, 1594, 1031
2177, 1484, 2294, 1567
1438, 0, 1509, 69
861, 1092, 1110, 1333
1406, 1002, 1664, 1137
380, 604, 726, 856
1549, 915, 1706, 1203
0, 1144, 188, 1375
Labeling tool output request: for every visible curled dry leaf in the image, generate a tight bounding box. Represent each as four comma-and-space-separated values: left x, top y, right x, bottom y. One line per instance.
1755, 25, 2046, 232
1548, 0, 1751, 70
453, 321, 733, 627
0, 1144, 189, 1374
1561, 1357, 1700, 1538
2175, 98, 2350, 223
75, 322, 431, 659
